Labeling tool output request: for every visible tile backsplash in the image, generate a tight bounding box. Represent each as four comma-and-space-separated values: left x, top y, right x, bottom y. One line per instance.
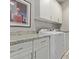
34, 18, 61, 33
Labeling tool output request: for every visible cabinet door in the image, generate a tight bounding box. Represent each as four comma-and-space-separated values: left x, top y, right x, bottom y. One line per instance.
54, 33, 64, 59
50, 0, 62, 23
36, 46, 49, 59
11, 51, 32, 59
34, 37, 49, 59
40, 0, 51, 20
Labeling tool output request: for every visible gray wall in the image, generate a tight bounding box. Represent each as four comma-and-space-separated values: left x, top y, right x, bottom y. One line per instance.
61, 0, 69, 31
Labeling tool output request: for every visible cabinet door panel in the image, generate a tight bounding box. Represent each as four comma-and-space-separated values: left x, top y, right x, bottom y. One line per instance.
40, 0, 51, 20
36, 46, 49, 59
54, 33, 64, 59
50, 0, 62, 23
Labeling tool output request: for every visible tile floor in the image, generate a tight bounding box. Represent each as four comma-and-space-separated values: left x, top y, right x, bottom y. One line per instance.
62, 51, 69, 59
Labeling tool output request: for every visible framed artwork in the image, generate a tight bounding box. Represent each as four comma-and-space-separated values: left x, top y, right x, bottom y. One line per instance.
10, 0, 31, 27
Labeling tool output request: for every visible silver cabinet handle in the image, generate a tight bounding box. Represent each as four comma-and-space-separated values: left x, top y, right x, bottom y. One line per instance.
35, 51, 36, 59
11, 47, 23, 53
40, 40, 47, 43
31, 52, 33, 59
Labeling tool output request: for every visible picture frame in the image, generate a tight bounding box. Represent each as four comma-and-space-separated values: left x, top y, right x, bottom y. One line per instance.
10, 0, 31, 27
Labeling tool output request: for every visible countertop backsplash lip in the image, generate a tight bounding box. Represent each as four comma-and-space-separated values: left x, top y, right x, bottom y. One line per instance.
10, 31, 37, 36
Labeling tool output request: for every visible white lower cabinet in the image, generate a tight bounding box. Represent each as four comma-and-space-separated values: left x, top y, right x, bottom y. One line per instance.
10, 36, 50, 59
34, 37, 49, 59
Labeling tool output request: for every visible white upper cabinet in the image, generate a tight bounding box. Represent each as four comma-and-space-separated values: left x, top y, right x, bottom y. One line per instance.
35, 0, 62, 23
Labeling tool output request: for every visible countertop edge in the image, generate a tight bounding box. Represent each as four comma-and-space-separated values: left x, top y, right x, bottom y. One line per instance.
10, 34, 51, 46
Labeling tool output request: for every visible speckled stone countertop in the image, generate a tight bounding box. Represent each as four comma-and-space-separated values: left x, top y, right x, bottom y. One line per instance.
10, 32, 51, 46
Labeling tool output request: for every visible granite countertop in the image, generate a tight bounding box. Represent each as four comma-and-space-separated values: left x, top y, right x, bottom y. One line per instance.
10, 33, 51, 46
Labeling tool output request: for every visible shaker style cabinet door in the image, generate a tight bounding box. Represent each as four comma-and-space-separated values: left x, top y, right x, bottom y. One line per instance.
40, 0, 51, 20
35, 46, 49, 59
50, 0, 62, 23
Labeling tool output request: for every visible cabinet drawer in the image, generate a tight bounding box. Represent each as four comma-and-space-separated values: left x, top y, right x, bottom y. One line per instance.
34, 37, 49, 50
39, 37, 49, 47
